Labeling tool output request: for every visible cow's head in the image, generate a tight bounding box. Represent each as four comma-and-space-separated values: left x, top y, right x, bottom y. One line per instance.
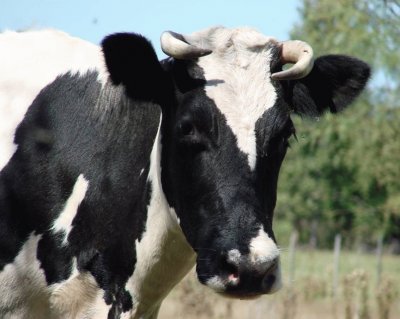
102, 27, 370, 298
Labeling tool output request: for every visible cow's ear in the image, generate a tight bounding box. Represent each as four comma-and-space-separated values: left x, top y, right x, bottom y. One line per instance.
288, 55, 371, 116
102, 33, 167, 102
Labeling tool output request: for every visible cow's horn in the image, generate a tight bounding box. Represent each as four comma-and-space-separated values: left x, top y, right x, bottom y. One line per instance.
161, 31, 212, 60
271, 40, 314, 81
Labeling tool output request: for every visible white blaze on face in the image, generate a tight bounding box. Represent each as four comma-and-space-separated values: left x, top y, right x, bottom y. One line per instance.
52, 174, 89, 245
195, 27, 278, 170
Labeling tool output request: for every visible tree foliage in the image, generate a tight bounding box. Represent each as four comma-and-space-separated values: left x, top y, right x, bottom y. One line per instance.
275, 0, 400, 250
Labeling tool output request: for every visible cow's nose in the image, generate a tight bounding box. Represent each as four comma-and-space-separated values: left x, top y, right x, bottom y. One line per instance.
210, 250, 282, 296
216, 250, 241, 285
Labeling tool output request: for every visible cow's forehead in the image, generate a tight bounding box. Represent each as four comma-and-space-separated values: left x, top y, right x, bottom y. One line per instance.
189, 27, 280, 170
187, 26, 278, 52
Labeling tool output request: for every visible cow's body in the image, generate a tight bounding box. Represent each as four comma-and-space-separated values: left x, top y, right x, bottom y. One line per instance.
0, 28, 370, 318
0, 30, 194, 319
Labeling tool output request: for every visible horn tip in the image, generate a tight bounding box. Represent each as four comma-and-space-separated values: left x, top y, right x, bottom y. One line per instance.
270, 72, 284, 81
199, 49, 213, 57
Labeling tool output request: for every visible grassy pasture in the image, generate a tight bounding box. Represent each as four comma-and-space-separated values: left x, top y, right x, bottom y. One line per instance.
159, 249, 400, 319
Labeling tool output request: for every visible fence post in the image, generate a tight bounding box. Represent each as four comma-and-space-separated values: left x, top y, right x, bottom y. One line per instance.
288, 231, 298, 286
376, 234, 384, 287
282, 230, 298, 319
309, 220, 318, 249
332, 233, 341, 298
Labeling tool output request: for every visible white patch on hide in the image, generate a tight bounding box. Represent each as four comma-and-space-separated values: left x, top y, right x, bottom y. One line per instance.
49, 258, 104, 318
169, 207, 181, 225
0, 233, 50, 318
195, 27, 278, 170
81, 289, 113, 319
52, 174, 89, 245
123, 115, 196, 318
0, 29, 107, 171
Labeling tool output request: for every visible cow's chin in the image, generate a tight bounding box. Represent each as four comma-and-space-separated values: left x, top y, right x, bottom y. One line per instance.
199, 274, 277, 299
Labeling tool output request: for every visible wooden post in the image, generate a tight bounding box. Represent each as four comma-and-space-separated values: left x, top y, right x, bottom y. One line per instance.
332, 234, 341, 298
288, 231, 298, 286
282, 230, 298, 319
309, 220, 318, 249
376, 234, 383, 287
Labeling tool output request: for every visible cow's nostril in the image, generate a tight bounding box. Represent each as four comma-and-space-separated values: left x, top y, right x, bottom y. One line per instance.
228, 272, 240, 285
261, 259, 281, 293
219, 257, 238, 275
262, 273, 276, 291
218, 254, 240, 285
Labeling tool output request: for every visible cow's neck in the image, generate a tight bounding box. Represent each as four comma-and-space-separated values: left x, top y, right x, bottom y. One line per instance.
125, 116, 196, 317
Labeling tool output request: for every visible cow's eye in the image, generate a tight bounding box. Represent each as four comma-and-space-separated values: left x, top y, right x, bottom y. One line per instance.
177, 120, 207, 151
179, 120, 195, 137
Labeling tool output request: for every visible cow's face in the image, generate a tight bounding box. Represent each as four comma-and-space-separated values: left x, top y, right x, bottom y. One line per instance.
160, 28, 297, 297
102, 27, 370, 298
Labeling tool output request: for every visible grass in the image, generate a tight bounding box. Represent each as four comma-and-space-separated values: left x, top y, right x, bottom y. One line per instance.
282, 249, 400, 292
159, 249, 400, 319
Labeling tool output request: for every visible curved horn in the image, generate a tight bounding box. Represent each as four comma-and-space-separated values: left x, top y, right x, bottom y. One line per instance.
271, 40, 314, 81
161, 31, 212, 60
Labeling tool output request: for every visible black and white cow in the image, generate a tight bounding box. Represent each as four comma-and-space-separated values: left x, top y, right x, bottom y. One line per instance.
0, 27, 370, 318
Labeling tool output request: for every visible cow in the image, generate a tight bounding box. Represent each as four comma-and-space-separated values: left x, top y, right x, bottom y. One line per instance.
0, 26, 370, 319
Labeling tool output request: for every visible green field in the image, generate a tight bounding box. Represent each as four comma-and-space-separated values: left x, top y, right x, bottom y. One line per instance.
160, 249, 400, 319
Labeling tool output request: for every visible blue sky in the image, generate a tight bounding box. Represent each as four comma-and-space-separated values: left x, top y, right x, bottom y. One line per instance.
1, 0, 301, 57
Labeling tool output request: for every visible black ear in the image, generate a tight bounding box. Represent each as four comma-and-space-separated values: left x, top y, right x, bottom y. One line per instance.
102, 33, 167, 102
289, 55, 371, 116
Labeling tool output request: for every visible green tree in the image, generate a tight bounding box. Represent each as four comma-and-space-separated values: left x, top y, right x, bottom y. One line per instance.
275, 0, 400, 250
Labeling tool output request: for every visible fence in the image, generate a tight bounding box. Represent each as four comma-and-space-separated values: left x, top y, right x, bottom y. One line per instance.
287, 232, 387, 292
283, 231, 398, 319
160, 233, 399, 319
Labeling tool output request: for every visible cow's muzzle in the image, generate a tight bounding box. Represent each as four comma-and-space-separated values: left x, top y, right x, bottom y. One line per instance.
196, 240, 282, 297
202, 254, 281, 297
